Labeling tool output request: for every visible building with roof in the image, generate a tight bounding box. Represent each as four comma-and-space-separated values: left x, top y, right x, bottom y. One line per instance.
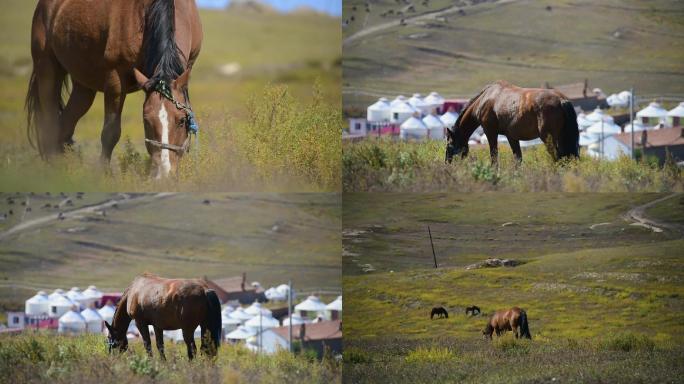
601, 126, 684, 163
272, 320, 342, 358
201, 274, 266, 305
637, 102, 669, 126
667, 102, 684, 127
544, 80, 608, 110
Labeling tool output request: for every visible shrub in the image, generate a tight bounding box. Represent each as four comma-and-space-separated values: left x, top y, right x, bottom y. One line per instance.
344, 347, 372, 364
404, 346, 456, 364
599, 333, 655, 352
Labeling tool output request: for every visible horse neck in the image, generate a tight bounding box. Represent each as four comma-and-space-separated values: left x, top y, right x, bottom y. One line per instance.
112, 295, 132, 334
458, 106, 480, 142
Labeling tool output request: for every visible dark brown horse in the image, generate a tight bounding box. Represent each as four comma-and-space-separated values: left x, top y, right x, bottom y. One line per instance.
431, 307, 449, 319
26, 0, 202, 178
482, 307, 531, 340
104, 274, 221, 360
446, 81, 579, 164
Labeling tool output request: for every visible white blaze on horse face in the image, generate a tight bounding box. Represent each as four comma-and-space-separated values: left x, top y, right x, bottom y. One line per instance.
158, 103, 171, 178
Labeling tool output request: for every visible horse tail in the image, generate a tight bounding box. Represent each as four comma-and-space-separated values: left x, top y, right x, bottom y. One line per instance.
519, 310, 532, 339
25, 63, 67, 159
558, 99, 580, 159
205, 289, 222, 350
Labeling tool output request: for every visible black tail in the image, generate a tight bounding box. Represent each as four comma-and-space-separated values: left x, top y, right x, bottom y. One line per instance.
25, 65, 68, 159
558, 100, 580, 160
205, 290, 222, 351
519, 310, 531, 339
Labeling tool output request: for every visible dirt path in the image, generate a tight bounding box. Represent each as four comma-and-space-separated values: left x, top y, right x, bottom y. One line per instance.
0, 193, 175, 241
622, 193, 683, 234
343, 0, 519, 46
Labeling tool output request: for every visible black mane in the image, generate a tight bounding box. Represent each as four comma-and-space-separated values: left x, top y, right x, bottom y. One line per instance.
452, 84, 489, 133
143, 0, 186, 84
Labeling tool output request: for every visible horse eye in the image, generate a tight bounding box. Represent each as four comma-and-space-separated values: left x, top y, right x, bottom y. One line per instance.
177, 117, 186, 127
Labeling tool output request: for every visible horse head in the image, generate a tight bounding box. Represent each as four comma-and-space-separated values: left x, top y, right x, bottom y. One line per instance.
482, 323, 494, 340
445, 123, 469, 163
134, 67, 196, 179
104, 321, 128, 353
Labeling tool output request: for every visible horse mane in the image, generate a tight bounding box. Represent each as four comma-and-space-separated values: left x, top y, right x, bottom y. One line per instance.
142, 0, 186, 83
451, 84, 491, 136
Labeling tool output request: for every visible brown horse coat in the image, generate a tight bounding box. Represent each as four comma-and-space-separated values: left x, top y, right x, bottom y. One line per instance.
105, 274, 221, 360
482, 307, 531, 340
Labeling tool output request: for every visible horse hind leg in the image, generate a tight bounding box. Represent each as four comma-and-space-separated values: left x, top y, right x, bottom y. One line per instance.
32, 54, 68, 158
59, 82, 96, 149
182, 327, 197, 360
153, 325, 166, 360
508, 138, 523, 164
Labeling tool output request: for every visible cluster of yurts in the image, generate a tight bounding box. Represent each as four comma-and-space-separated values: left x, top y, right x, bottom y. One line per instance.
24, 286, 343, 341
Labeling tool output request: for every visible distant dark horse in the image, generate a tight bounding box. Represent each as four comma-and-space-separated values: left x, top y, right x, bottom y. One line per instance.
446, 81, 579, 164
104, 274, 221, 360
482, 307, 531, 340
27, 0, 202, 178
465, 305, 480, 316
431, 307, 449, 319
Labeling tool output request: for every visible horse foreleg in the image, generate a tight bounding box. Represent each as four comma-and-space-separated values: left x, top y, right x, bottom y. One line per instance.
153, 326, 166, 360
182, 328, 197, 360
508, 138, 522, 164
100, 85, 126, 166
59, 82, 96, 149
136, 321, 153, 356
485, 133, 499, 167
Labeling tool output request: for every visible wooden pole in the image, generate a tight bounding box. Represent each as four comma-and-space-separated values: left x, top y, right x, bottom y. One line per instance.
428, 226, 437, 268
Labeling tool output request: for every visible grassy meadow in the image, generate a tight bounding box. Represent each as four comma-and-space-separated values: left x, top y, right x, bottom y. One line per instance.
0, 1, 342, 192
0, 332, 340, 384
342, 193, 684, 382
0, 192, 341, 319
343, 139, 683, 192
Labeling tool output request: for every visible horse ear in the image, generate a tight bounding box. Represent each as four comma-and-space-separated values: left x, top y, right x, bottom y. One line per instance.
133, 68, 150, 91
174, 67, 192, 89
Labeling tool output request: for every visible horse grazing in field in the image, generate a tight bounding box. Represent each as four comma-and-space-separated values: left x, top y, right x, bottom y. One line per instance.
465, 305, 480, 316
445, 81, 579, 165
26, 0, 202, 178
104, 274, 222, 360
431, 307, 449, 319
482, 307, 531, 340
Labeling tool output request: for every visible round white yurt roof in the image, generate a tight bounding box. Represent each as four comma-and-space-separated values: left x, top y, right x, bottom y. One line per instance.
66, 287, 87, 303
637, 102, 668, 118
623, 120, 648, 133
245, 302, 272, 316
222, 315, 242, 326
80, 307, 102, 322
27, 291, 49, 305
283, 313, 310, 326
265, 287, 287, 301
48, 289, 66, 301
275, 284, 291, 295
368, 98, 390, 111
392, 101, 417, 114
295, 296, 328, 312
245, 314, 280, 329
587, 121, 622, 135
326, 296, 342, 312
579, 133, 598, 146
229, 307, 254, 321
82, 285, 103, 300
390, 95, 408, 108
222, 305, 235, 316
408, 93, 428, 109
422, 114, 445, 129
577, 112, 594, 129
59, 309, 86, 327
424, 91, 444, 106
98, 304, 116, 322
667, 102, 684, 117
440, 111, 459, 129
226, 325, 256, 340
618, 90, 632, 101
586, 108, 614, 123
400, 116, 427, 130
26, 291, 50, 315
51, 295, 76, 308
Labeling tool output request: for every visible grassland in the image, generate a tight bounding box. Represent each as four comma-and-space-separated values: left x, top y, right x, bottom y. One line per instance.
0, 1, 342, 191
343, 0, 684, 109
342, 193, 684, 383
343, 139, 683, 192
0, 332, 340, 384
0, 192, 341, 317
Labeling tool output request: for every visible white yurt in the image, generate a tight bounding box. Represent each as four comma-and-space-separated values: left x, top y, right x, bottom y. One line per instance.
222, 314, 242, 333
440, 111, 459, 130
585, 108, 615, 124
98, 304, 115, 324
50, 295, 76, 318
623, 120, 648, 133
226, 325, 256, 340
58, 308, 86, 334
367, 97, 392, 122
245, 302, 272, 317
25, 291, 50, 316
667, 102, 684, 127
400, 116, 428, 139
586, 120, 622, 140
576, 112, 594, 131
282, 313, 310, 326
229, 307, 254, 321
390, 95, 408, 108
637, 102, 668, 126
391, 102, 418, 124
66, 287, 87, 308
48, 288, 66, 301
265, 287, 287, 301
275, 283, 293, 299
294, 295, 327, 318
80, 307, 103, 333
245, 313, 280, 331
326, 296, 343, 320
422, 114, 445, 140
222, 305, 235, 317
408, 93, 430, 114
424, 91, 445, 114
82, 285, 103, 308
579, 132, 598, 147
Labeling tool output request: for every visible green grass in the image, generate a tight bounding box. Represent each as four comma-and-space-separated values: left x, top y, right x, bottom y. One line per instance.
0, 332, 340, 384
343, 0, 684, 110
0, 193, 341, 314
0, 1, 342, 192
343, 139, 683, 192
342, 193, 684, 382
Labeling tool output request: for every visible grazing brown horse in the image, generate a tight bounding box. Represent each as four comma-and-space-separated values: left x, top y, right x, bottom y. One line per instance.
445, 81, 579, 164
482, 307, 531, 340
104, 274, 222, 360
26, 0, 202, 178
431, 307, 449, 319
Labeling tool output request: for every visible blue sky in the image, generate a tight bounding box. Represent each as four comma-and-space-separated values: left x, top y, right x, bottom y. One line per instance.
196, 0, 341, 16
